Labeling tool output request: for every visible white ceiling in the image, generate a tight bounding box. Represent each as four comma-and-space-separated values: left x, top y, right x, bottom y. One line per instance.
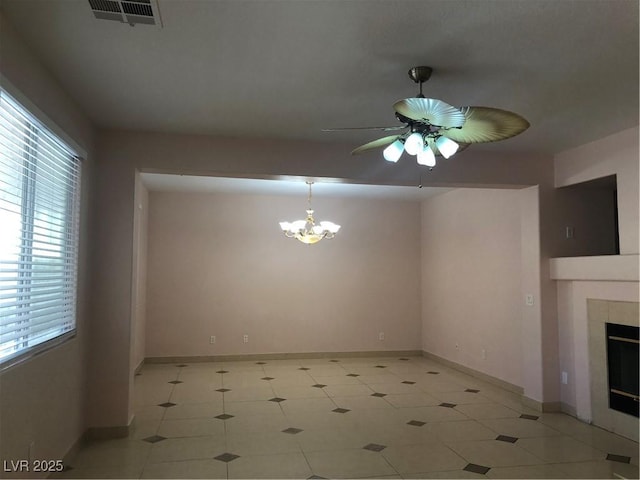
2, 0, 638, 159
141, 173, 451, 200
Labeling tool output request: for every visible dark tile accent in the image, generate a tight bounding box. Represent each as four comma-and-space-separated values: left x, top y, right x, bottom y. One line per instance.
168, 380, 183, 384
402, 381, 416, 385
399, 358, 410, 361
439, 403, 457, 408
299, 367, 311, 370
407, 420, 426, 427
427, 371, 440, 374
158, 402, 176, 408
496, 435, 518, 443
363, 443, 387, 452
464, 463, 490, 475
371, 392, 387, 397
261, 377, 275, 381
142, 435, 167, 444
346, 373, 360, 377
519, 414, 539, 420
282, 427, 303, 435
255, 361, 266, 365
329, 359, 340, 362
308, 476, 326, 479
135, 373, 142, 376
176, 364, 188, 368
216, 370, 229, 374
216, 388, 230, 392
214, 413, 234, 420
312, 384, 327, 388
214, 453, 240, 463
607, 453, 631, 464
465, 388, 480, 393
375, 365, 387, 369
269, 397, 286, 403
332, 408, 350, 413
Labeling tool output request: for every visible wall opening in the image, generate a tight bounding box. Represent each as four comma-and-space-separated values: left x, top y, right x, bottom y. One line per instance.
557, 174, 619, 256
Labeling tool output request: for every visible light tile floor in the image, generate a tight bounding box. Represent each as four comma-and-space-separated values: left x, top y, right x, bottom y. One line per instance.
58, 356, 639, 479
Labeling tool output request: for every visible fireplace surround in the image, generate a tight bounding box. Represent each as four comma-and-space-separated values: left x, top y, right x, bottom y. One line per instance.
588, 299, 639, 441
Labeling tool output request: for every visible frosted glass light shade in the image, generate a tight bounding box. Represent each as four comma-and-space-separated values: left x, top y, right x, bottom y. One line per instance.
417, 146, 436, 167
383, 139, 404, 162
290, 220, 307, 231
404, 132, 424, 155
320, 221, 341, 233
435, 136, 459, 159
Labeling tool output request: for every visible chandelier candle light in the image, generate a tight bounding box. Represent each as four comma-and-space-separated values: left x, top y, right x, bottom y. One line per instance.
279, 182, 340, 245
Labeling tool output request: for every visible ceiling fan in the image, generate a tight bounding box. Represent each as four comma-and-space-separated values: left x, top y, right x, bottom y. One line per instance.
325, 66, 530, 168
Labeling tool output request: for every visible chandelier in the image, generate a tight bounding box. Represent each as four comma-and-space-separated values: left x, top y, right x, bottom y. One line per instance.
279, 182, 340, 245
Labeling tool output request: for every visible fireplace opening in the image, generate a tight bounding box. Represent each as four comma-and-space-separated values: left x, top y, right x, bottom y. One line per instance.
606, 323, 639, 418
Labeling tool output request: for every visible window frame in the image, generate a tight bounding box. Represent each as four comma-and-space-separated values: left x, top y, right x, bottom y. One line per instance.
0, 84, 84, 371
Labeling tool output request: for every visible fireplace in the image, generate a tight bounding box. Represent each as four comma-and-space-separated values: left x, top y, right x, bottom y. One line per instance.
587, 299, 639, 441
606, 323, 639, 417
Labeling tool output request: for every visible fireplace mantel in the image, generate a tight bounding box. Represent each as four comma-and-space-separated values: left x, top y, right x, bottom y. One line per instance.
550, 254, 639, 282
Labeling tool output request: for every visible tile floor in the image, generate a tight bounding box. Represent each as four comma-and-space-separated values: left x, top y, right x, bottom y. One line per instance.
58, 356, 639, 479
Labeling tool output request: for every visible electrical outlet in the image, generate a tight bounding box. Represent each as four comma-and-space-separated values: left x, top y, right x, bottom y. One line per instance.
210, 335, 216, 344
379, 332, 385, 341
525, 294, 534, 306
243, 334, 249, 343
561, 371, 568, 384
565, 226, 574, 239
481, 349, 486, 359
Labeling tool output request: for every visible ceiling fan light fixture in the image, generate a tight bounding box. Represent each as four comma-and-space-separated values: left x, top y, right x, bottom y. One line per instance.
404, 132, 424, 155
435, 136, 459, 159
417, 146, 436, 167
346, 67, 529, 171
383, 139, 404, 162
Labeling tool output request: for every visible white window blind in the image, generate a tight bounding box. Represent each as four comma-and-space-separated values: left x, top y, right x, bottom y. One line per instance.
0, 89, 81, 366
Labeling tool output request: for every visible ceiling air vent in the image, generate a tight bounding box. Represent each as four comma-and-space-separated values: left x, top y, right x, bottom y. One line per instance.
88, 0, 162, 27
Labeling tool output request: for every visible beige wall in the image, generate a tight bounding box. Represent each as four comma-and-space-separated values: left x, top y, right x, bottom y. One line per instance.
553, 126, 640, 418
420, 188, 524, 388
132, 173, 149, 370
0, 11, 95, 473
145, 191, 422, 356
554, 126, 639, 255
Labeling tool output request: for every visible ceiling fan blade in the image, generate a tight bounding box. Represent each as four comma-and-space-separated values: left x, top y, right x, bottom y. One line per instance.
323, 126, 408, 132
351, 135, 400, 155
393, 98, 466, 128
442, 107, 529, 144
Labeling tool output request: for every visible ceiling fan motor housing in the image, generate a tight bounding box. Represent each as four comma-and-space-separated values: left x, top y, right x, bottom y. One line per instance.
408, 66, 433, 84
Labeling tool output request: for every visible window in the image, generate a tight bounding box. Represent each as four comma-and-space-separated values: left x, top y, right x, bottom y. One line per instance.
0, 89, 81, 366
